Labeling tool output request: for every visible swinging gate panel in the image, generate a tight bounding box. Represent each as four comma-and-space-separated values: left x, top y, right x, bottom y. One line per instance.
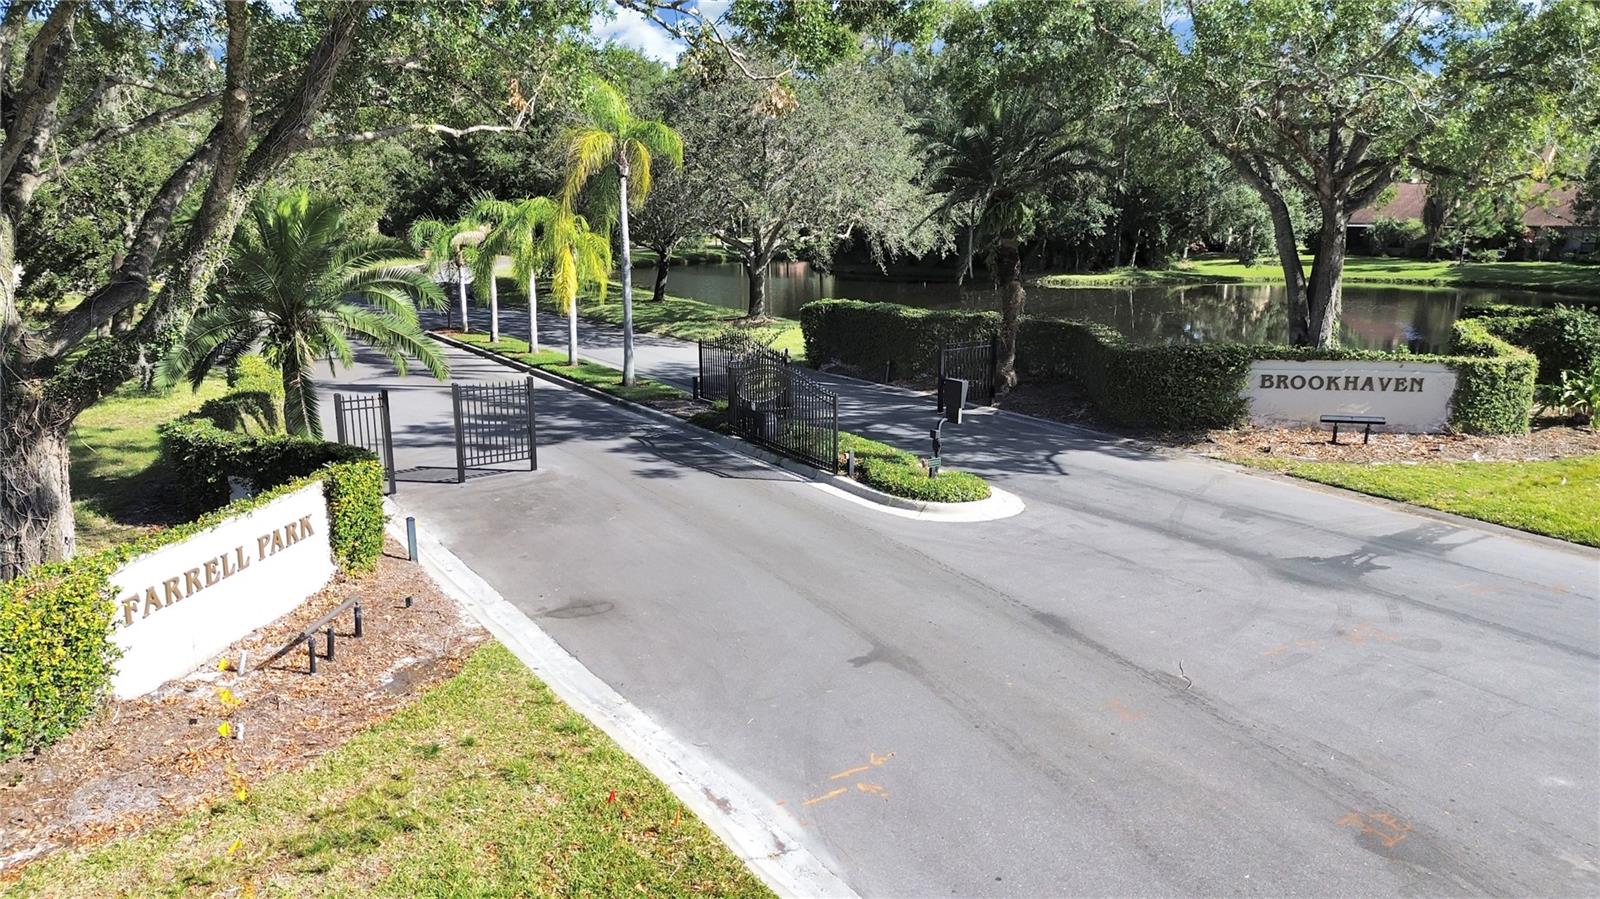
451, 378, 537, 483
332, 390, 397, 495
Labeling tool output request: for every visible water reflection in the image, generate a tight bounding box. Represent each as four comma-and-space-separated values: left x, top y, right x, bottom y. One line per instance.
650, 260, 1574, 352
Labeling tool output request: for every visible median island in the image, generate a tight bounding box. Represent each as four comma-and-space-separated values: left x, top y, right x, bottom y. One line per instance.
438, 331, 993, 505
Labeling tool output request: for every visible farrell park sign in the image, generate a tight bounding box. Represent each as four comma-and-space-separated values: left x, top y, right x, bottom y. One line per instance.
1244, 360, 1456, 432
108, 481, 336, 698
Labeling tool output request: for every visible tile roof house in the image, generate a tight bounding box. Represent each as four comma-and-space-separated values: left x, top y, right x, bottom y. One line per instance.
1349, 181, 1596, 258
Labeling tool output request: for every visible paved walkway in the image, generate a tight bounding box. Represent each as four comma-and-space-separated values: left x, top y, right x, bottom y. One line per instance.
340, 310, 1598, 896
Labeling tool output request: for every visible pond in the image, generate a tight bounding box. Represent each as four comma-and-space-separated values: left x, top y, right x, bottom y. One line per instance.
648, 260, 1588, 352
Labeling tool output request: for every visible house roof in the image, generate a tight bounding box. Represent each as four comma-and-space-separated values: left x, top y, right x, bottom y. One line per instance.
1350, 181, 1583, 228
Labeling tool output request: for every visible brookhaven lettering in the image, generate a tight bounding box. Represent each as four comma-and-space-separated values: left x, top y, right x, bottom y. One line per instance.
117, 514, 317, 627
1257, 374, 1428, 393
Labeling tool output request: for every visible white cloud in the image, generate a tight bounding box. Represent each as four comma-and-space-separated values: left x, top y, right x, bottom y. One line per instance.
589, 5, 685, 64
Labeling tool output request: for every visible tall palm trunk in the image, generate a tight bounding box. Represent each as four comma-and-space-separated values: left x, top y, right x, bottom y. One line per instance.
567, 299, 579, 365
488, 268, 500, 344
618, 168, 636, 386
994, 237, 1025, 391
527, 271, 539, 352
457, 266, 469, 333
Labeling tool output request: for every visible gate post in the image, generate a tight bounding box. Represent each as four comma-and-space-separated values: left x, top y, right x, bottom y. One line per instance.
379, 389, 397, 496
333, 393, 347, 443
451, 383, 467, 484
989, 335, 1000, 401
936, 345, 946, 412
526, 377, 538, 471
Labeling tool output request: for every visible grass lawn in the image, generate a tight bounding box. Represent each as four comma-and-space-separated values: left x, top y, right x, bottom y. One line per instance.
1238, 454, 1600, 546
484, 270, 807, 360
69, 378, 227, 552
4, 643, 771, 898
1039, 255, 1600, 297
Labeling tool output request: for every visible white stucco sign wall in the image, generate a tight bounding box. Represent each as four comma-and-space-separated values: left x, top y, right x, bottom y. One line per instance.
1244, 360, 1457, 432
109, 481, 335, 698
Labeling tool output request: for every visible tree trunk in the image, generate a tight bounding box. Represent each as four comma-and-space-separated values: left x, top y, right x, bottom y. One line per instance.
527, 270, 538, 352
652, 257, 669, 303
618, 171, 636, 387
457, 269, 469, 333
0, 411, 73, 580
746, 260, 769, 319
1305, 211, 1348, 348
567, 296, 579, 365
488, 268, 499, 344
994, 237, 1025, 391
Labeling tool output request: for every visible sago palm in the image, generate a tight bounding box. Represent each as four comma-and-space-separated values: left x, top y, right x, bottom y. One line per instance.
560, 76, 683, 386
409, 216, 487, 333
164, 189, 448, 438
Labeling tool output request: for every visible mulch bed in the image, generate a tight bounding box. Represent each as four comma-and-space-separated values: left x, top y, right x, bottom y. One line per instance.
0, 540, 486, 879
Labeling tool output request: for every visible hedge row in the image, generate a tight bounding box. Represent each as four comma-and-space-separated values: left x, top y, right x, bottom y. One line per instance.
800, 299, 1537, 434
1458, 303, 1600, 382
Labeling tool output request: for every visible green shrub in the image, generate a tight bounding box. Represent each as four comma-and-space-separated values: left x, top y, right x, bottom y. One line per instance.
0, 554, 119, 762
1447, 318, 1538, 434
320, 459, 387, 571
799, 299, 997, 379
1460, 304, 1600, 384
192, 354, 284, 433
801, 299, 1537, 434
839, 433, 990, 503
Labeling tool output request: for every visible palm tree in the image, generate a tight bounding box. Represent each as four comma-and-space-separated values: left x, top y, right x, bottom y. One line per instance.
922, 94, 1099, 390
474, 196, 560, 352
409, 216, 487, 334
163, 189, 448, 438
560, 76, 683, 386
545, 209, 614, 365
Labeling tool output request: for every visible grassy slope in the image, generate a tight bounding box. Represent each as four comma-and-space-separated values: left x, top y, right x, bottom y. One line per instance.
69, 379, 228, 552
1039, 256, 1600, 296
5, 643, 771, 898
1238, 454, 1600, 546
486, 272, 807, 360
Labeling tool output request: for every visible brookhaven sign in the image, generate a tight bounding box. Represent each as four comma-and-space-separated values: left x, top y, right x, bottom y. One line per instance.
1244, 360, 1457, 432
109, 481, 335, 698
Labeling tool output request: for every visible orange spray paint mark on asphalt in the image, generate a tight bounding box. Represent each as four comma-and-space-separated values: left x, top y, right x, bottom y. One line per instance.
803, 788, 848, 807
828, 765, 871, 781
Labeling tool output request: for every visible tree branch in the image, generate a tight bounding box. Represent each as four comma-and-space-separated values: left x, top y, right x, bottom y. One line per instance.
49, 91, 221, 178
298, 121, 515, 150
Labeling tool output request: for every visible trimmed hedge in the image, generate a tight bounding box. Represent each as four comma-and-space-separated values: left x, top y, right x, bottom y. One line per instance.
800, 299, 1537, 434
800, 299, 997, 380
839, 433, 990, 503
0, 457, 383, 761
1459, 303, 1600, 383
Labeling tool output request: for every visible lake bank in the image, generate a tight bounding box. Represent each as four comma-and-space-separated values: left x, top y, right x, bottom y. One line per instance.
1037, 256, 1600, 296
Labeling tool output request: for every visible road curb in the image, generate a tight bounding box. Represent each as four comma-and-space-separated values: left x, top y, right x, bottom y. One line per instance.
384, 510, 860, 899
430, 331, 1024, 523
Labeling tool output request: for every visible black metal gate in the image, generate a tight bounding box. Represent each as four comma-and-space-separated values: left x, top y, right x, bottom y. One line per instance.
451, 378, 537, 483
937, 338, 998, 410
727, 355, 839, 473
696, 335, 788, 401
332, 390, 397, 494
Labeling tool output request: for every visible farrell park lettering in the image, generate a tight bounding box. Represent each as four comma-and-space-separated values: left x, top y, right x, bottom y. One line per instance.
117, 514, 318, 627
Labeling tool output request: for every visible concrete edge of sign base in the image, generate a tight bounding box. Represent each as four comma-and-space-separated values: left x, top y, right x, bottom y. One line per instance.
429, 331, 1025, 523
384, 512, 861, 899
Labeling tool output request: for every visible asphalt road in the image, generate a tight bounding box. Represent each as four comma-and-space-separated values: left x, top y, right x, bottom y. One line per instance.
327, 317, 1599, 898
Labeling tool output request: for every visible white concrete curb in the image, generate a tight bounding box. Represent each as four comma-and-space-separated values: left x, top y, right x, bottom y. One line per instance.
385, 510, 859, 899
431, 331, 1024, 523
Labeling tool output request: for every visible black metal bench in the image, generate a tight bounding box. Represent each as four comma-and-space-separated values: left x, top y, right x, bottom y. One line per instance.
1320, 414, 1385, 445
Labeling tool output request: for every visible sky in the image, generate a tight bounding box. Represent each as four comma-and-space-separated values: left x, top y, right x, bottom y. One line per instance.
589, 0, 732, 64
